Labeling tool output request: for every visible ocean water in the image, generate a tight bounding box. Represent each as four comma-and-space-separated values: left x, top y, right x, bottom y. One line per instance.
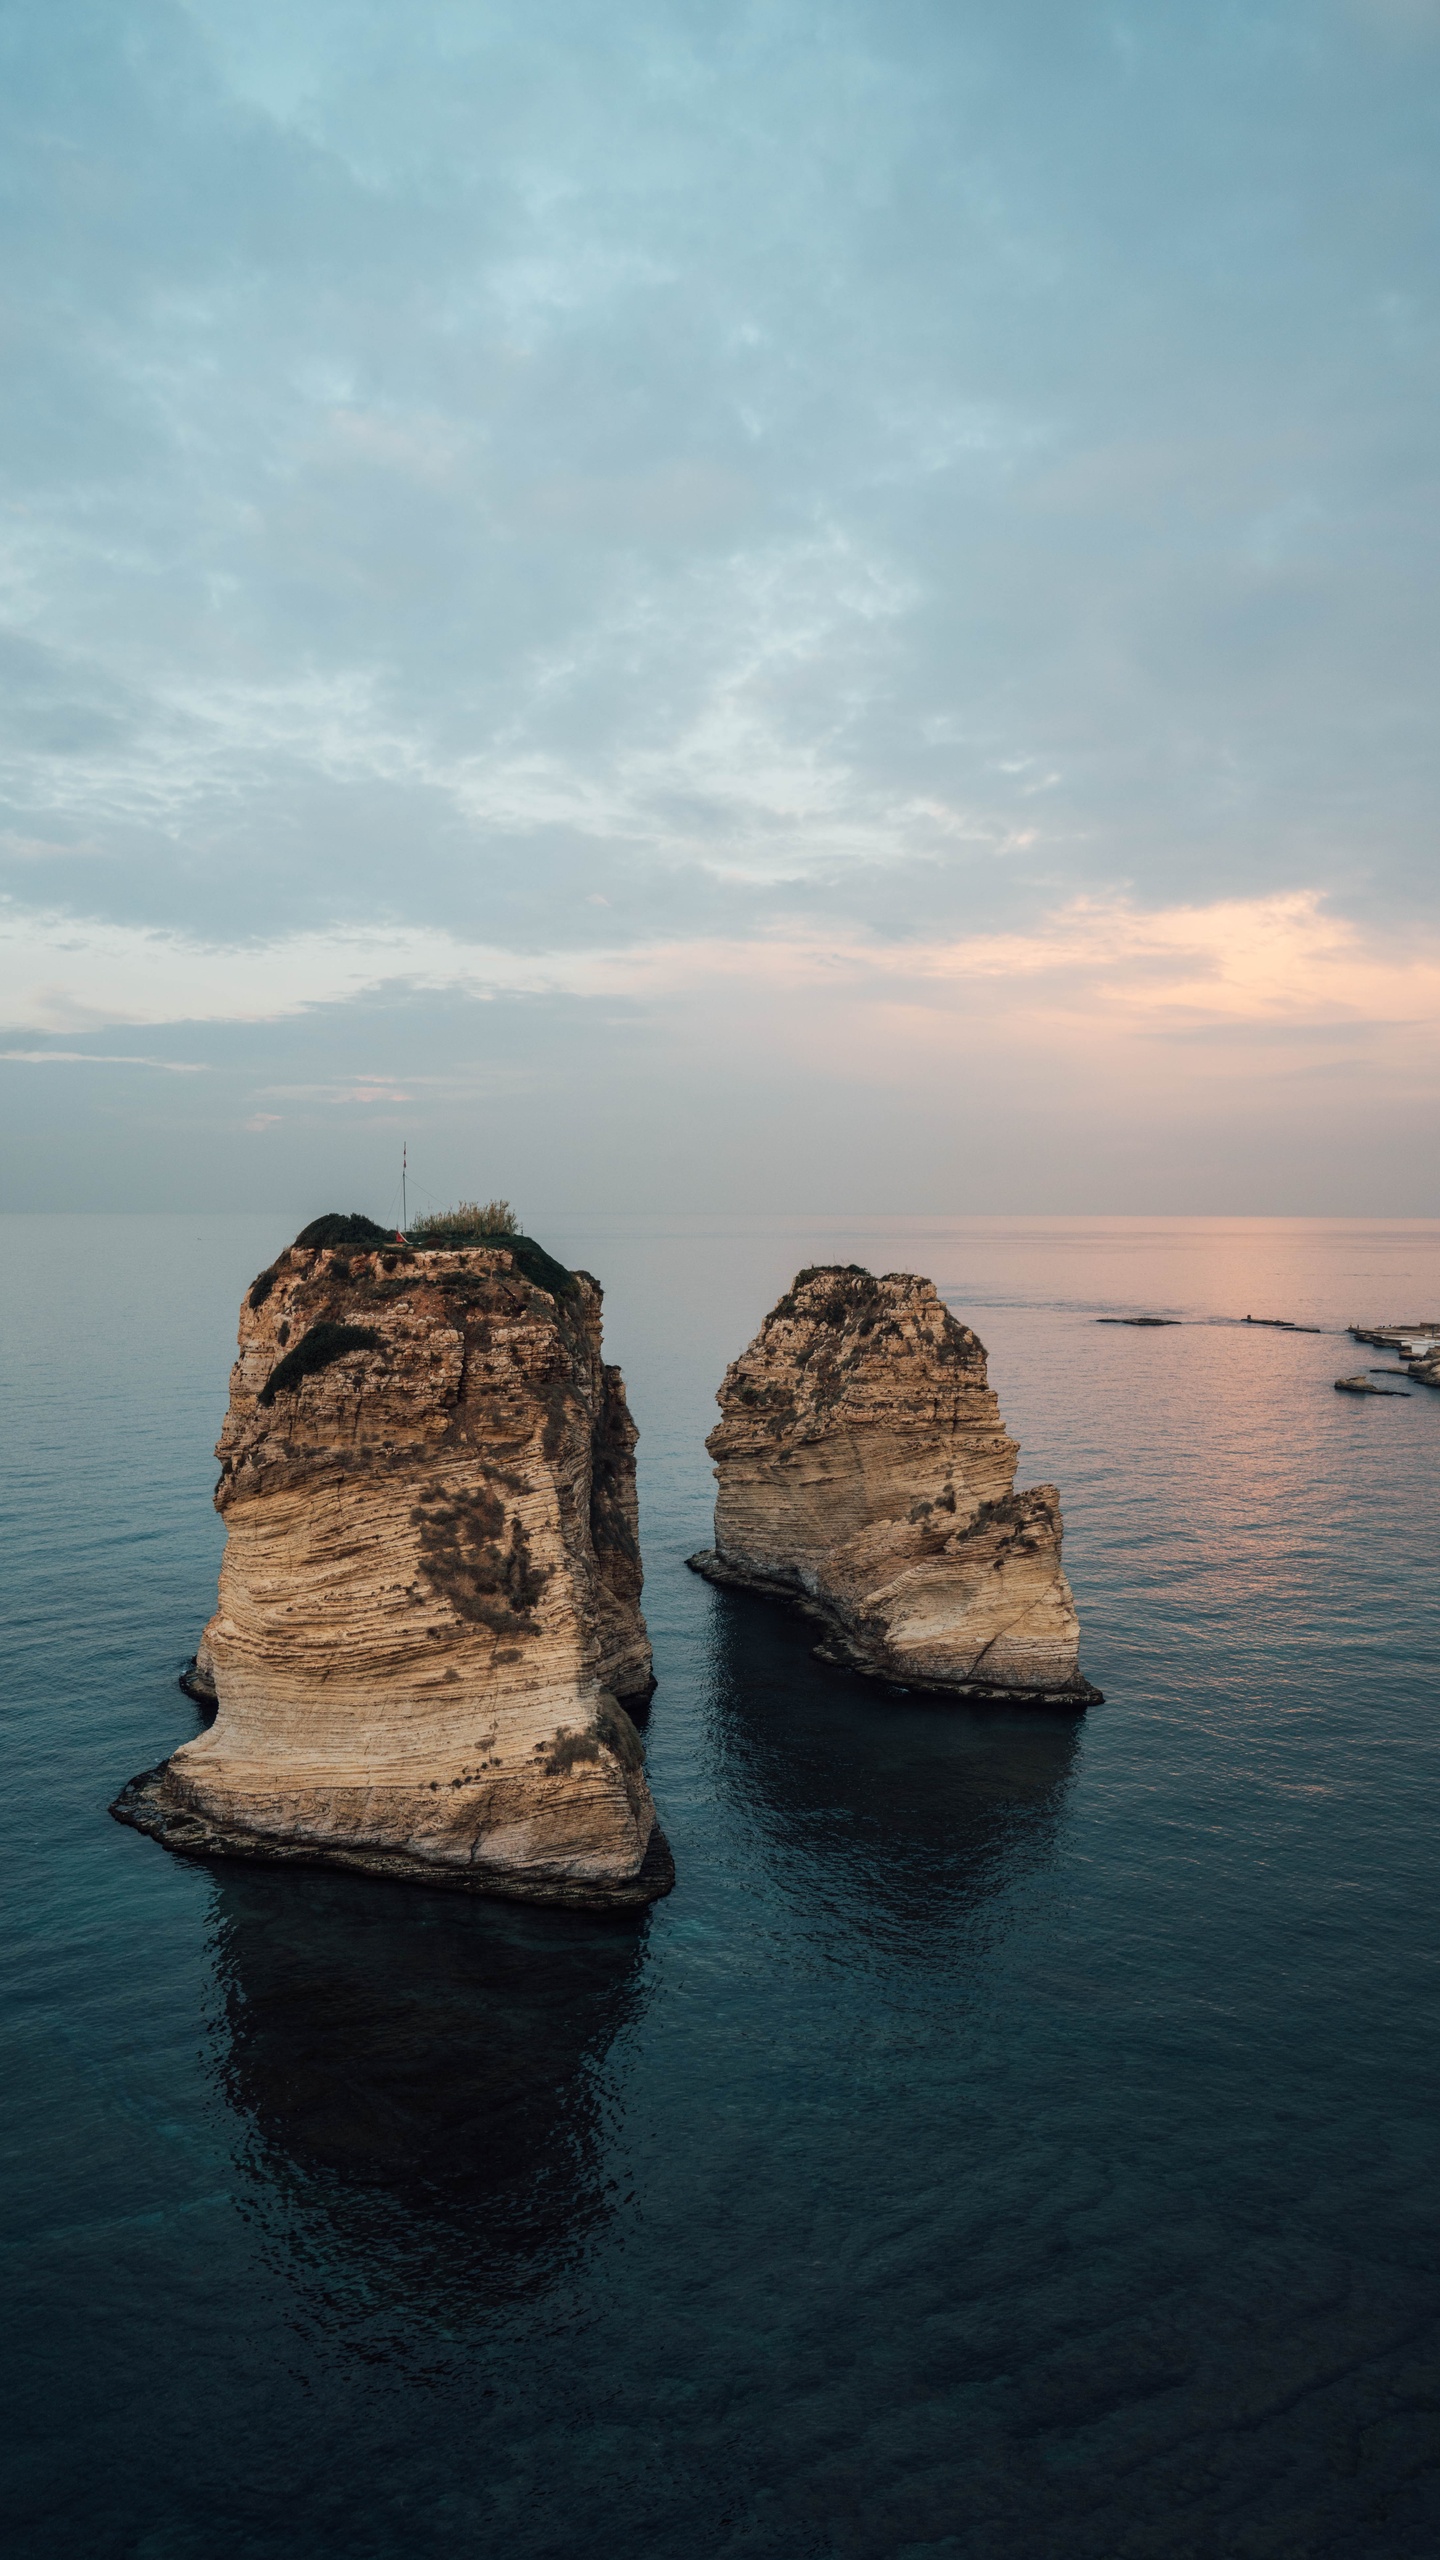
3, 1212, 1440, 2560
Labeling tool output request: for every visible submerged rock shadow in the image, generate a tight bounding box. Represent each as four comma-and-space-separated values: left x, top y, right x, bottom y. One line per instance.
208, 1861, 650, 2343
706, 1583, 1083, 1959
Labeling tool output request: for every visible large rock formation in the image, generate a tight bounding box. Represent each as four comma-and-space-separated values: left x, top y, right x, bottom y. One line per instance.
689, 1265, 1099, 1705
113, 1215, 672, 1906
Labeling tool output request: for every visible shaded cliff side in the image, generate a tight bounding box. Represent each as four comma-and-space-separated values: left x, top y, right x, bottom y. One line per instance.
113, 1219, 671, 1906
688, 1265, 1099, 1705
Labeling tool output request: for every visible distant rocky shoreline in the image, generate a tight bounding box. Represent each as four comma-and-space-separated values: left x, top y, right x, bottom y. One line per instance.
1347, 1323, 1440, 1388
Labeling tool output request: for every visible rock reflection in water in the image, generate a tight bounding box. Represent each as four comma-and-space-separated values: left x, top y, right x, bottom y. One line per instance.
209, 1863, 650, 2331
707, 1585, 1082, 1953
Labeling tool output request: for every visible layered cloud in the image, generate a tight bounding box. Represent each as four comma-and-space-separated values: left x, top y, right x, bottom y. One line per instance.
6, 881, 1436, 1054
2, 1, 1437, 1207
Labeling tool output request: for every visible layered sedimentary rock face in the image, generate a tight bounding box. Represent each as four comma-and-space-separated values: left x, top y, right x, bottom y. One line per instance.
690, 1265, 1098, 1704
114, 1223, 670, 1905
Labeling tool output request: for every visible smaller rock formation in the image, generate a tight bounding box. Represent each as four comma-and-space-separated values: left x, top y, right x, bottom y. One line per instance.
113, 1212, 671, 1906
1334, 1373, 1409, 1397
689, 1265, 1099, 1705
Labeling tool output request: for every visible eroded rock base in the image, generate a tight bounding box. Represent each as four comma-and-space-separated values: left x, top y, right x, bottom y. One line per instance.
686, 1550, 1103, 1707
110, 1763, 676, 1909
177, 1655, 217, 1709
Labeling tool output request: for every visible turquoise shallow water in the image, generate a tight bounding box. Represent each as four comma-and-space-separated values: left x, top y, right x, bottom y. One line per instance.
3, 1213, 1440, 2559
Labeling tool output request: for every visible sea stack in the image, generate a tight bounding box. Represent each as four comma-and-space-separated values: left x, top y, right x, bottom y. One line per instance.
689, 1265, 1099, 1705
113, 1214, 671, 1906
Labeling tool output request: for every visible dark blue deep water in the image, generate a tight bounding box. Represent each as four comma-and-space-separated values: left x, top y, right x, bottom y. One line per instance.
5, 1213, 1440, 2560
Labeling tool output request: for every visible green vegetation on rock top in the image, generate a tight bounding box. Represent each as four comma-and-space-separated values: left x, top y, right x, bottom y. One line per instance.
408, 1198, 518, 1242
278, 1203, 577, 1305
405, 1202, 576, 1301
293, 1212, 394, 1250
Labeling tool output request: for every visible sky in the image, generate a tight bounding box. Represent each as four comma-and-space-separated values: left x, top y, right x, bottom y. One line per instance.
2, 0, 1438, 1218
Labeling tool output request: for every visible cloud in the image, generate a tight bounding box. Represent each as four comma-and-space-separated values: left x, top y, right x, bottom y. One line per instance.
5, 883, 1435, 1074
0, 1047, 208, 1070
3, 0, 1438, 1205
599, 893, 1440, 1105
839, 890, 1440, 1035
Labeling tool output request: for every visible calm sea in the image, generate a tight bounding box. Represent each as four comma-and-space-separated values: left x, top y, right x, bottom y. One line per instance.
4, 1214, 1440, 2560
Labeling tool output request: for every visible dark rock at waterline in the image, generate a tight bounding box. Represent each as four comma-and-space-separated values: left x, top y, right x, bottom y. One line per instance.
111, 1764, 676, 1908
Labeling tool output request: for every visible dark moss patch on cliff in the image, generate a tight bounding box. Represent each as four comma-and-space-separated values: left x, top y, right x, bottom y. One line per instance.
541, 1382, 581, 1462
258, 1321, 383, 1406
597, 1698, 646, 1774
542, 1703, 644, 1778
507, 1235, 579, 1300
412, 1483, 551, 1634
590, 1423, 641, 1565
770, 1265, 874, 1324
294, 1211, 394, 1251
544, 1727, 601, 1775
248, 1266, 280, 1312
